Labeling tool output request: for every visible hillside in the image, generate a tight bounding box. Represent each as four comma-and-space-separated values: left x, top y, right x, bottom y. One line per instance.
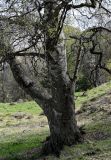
0, 81, 111, 160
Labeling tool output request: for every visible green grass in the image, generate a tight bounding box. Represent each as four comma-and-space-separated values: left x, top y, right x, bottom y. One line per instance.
0, 133, 46, 158
0, 81, 111, 160
0, 101, 48, 159
85, 121, 111, 133
0, 101, 42, 115
47, 139, 111, 160
47, 121, 111, 160
75, 81, 111, 107
0, 81, 111, 115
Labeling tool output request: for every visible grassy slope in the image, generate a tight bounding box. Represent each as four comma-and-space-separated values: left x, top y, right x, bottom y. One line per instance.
75, 81, 111, 107
0, 81, 111, 160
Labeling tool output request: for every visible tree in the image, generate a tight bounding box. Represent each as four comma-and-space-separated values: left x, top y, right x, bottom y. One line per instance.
0, 0, 111, 156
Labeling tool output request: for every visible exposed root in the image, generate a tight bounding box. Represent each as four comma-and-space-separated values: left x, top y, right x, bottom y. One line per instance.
41, 131, 83, 157
41, 135, 64, 157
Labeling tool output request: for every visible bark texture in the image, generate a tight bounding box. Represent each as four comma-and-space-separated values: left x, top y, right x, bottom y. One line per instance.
41, 30, 81, 156
9, 33, 82, 156
8, 0, 82, 156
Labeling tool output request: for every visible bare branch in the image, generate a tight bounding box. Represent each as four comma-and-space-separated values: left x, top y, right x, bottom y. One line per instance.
9, 57, 52, 106
12, 52, 46, 59
67, 1, 97, 10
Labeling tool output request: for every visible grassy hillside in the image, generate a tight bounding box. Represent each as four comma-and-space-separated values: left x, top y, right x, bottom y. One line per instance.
0, 81, 111, 160
75, 81, 111, 107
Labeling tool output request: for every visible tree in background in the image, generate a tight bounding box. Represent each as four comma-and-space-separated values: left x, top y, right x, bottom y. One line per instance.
0, 0, 111, 156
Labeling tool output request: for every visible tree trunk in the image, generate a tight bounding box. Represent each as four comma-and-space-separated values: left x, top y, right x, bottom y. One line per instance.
8, 32, 82, 157
41, 29, 82, 156
42, 93, 81, 156
8, 1, 82, 156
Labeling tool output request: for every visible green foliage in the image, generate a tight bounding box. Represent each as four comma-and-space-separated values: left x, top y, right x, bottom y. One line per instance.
64, 25, 80, 53
64, 25, 81, 76
76, 74, 91, 92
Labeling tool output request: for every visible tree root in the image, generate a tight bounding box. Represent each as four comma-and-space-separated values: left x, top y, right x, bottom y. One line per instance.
41, 135, 64, 157
41, 131, 83, 157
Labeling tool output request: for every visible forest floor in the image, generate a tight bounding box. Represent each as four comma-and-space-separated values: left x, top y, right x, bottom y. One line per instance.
0, 81, 111, 160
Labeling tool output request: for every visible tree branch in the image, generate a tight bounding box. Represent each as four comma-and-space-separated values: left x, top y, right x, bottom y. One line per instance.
86, 26, 111, 33
12, 52, 46, 59
8, 57, 52, 107
72, 42, 82, 82
100, 65, 111, 75
90, 40, 111, 76
67, 1, 96, 10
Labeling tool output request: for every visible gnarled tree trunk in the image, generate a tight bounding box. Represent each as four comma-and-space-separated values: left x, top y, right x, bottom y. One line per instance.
9, 31, 81, 156
41, 29, 81, 155
43, 91, 81, 156
8, 0, 82, 156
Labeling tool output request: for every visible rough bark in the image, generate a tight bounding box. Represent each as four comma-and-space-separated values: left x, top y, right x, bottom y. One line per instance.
9, 57, 52, 109
40, 30, 82, 156
8, 1, 82, 156
9, 34, 82, 156
42, 93, 81, 156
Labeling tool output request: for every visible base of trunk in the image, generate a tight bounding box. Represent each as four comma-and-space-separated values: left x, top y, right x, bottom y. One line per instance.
42, 135, 63, 157
42, 99, 83, 156
41, 124, 82, 157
